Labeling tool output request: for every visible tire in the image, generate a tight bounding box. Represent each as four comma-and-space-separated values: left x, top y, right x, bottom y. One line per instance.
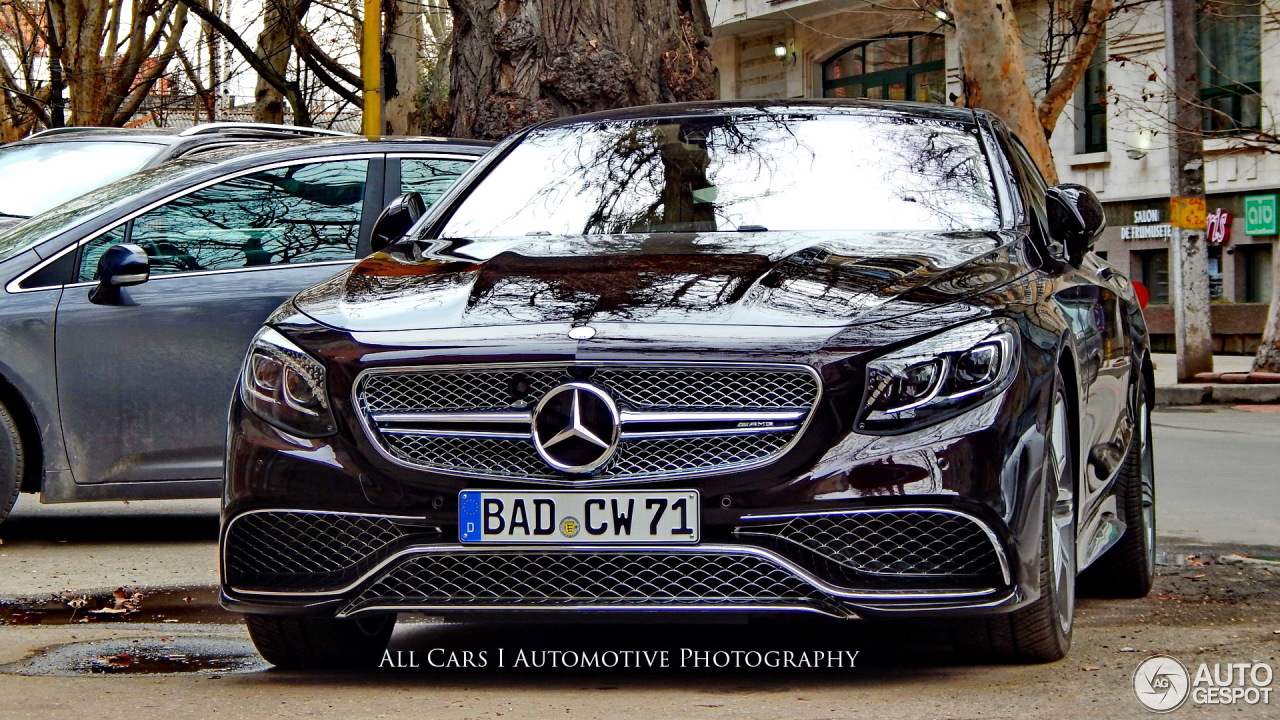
245, 613, 395, 669
0, 401, 24, 526
1079, 376, 1156, 598
957, 376, 1076, 663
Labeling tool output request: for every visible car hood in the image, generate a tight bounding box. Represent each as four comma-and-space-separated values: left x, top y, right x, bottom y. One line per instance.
293, 230, 1028, 333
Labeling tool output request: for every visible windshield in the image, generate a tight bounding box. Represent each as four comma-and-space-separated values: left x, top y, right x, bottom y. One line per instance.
440, 112, 1001, 238
0, 159, 208, 264
0, 140, 164, 217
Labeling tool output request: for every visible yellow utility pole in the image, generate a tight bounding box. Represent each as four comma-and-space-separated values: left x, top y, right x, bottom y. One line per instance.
361, 0, 382, 136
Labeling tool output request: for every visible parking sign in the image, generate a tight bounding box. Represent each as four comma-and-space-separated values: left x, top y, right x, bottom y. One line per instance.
1244, 194, 1277, 235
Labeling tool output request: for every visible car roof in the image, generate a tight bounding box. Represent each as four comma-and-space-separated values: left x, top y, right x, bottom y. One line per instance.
536, 98, 981, 127
176, 135, 495, 167
13, 122, 354, 146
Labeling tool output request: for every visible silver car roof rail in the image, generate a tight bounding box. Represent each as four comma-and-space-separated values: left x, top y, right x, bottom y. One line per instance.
177, 122, 352, 137
25, 127, 103, 139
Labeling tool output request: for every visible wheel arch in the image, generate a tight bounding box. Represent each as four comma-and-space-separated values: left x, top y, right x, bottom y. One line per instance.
0, 373, 44, 493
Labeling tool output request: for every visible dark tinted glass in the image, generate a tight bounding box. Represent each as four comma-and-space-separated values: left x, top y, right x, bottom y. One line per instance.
399, 158, 473, 207
440, 114, 999, 237
78, 160, 367, 281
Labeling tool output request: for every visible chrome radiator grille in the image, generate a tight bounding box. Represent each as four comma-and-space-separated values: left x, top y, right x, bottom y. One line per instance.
355, 363, 820, 483
734, 510, 1007, 589
340, 550, 834, 615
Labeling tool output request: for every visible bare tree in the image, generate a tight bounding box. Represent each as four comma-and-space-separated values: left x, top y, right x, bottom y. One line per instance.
42, 0, 189, 126
0, 1, 51, 140
950, 0, 1111, 184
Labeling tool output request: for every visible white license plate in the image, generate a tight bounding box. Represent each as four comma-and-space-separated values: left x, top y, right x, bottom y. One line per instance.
459, 490, 699, 544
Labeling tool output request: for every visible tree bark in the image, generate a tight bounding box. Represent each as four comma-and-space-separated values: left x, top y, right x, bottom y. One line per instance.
383, 0, 423, 134
950, 0, 1060, 183
1254, 248, 1280, 372
444, 0, 716, 140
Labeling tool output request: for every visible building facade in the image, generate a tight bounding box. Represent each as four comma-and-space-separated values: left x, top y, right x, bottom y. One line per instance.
710, 0, 1279, 352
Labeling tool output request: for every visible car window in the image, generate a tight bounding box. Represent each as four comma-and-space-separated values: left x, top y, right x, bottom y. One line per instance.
0, 140, 164, 218
78, 159, 369, 281
399, 158, 473, 207
0, 159, 207, 266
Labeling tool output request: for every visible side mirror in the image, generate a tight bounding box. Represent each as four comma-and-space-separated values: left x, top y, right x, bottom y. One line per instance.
369, 192, 426, 253
1046, 183, 1105, 266
88, 243, 150, 305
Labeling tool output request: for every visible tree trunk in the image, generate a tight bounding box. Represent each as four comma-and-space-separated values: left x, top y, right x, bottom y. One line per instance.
383, 0, 423, 134
444, 0, 716, 140
50, 0, 187, 127
252, 0, 298, 123
950, 0, 1060, 184
1254, 248, 1280, 372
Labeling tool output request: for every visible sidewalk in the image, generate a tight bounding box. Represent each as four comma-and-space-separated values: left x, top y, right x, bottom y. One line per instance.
1152, 352, 1280, 405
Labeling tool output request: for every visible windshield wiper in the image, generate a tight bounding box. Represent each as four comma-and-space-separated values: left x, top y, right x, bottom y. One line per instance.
0, 211, 29, 219
736, 224, 768, 232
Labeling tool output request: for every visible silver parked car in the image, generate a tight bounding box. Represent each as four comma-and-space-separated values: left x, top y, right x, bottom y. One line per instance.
0, 136, 491, 522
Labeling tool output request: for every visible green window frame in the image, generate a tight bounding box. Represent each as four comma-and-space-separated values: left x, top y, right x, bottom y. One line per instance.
821, 33, 946, 104
1198, 1, 1261, 133
1079, 38, 1107, 153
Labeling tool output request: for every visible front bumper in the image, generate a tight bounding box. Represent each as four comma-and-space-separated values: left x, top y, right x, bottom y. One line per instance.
221, 504, 1022, 619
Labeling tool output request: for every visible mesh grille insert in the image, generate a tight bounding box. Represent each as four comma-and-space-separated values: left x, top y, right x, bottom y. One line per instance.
342, 551, 835, 614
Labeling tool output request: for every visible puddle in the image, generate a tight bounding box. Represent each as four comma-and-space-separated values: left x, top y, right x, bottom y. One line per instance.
2, 636, 268, 676
1156, 551, 1280, 566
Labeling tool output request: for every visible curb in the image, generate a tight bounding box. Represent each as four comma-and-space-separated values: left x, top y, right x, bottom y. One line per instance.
1155, 383, 1280, 406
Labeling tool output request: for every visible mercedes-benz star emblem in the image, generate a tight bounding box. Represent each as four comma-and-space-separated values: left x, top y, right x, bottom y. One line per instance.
531, 382, 620, 473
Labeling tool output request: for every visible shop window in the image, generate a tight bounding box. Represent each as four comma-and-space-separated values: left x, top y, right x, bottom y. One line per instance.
1199, 2, 1261, 133
1243, 244, 1273, 303
822, 33, 945, 103
1208, 245, 1224, 300
1078, 38, 1107, 153
1136, 249, 1170, 304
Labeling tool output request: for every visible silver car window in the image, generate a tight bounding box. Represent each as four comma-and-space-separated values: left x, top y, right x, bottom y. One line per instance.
78, 159, 369, 281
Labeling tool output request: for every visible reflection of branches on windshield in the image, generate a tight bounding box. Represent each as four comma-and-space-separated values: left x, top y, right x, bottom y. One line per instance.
519, 115, 806, 235
878, 117, 996, 231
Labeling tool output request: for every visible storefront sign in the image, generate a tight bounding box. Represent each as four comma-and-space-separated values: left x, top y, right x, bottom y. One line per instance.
1244, 194, 1277, 235
1119, 207, 1172, 241
1206, 208, 1231, 244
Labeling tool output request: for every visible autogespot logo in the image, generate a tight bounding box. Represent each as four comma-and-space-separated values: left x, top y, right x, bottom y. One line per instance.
1134, 655, 1191, 713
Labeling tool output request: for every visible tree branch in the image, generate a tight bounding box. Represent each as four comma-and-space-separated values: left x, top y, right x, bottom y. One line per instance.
174, 0, 312, 124
1038, 0, 1112, 136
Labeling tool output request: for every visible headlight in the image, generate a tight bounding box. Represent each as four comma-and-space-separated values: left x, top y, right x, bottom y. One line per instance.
240, 327, 336, 437
858, 318, 1019, 433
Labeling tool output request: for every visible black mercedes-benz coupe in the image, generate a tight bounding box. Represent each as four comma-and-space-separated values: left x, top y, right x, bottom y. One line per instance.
219, 100, 1155, 667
